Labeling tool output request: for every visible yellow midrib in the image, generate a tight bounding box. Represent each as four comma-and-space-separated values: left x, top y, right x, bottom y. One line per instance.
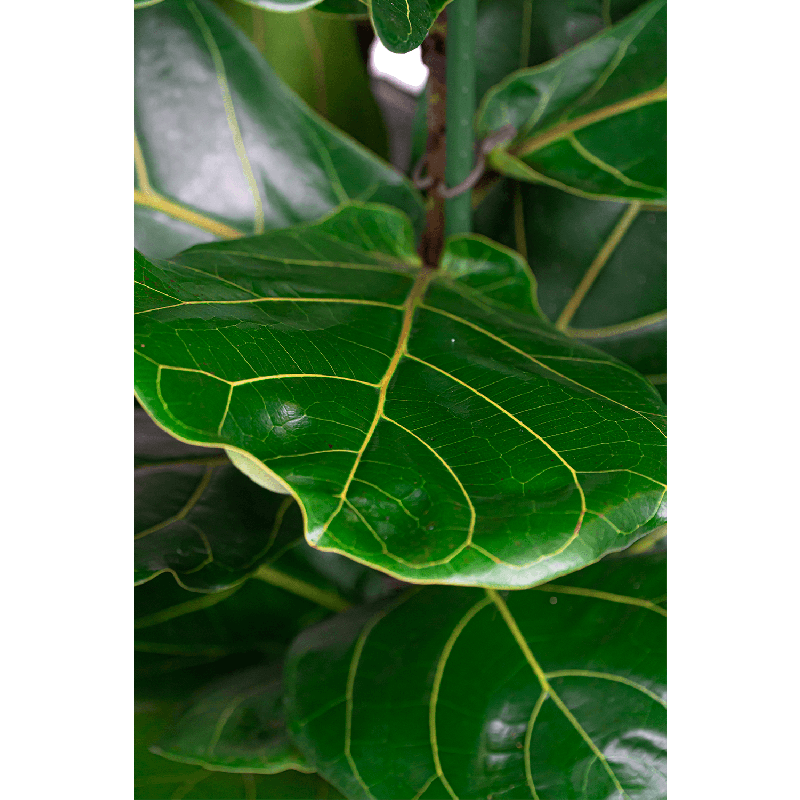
513, 84, 667, 158
134, 188, 245, 240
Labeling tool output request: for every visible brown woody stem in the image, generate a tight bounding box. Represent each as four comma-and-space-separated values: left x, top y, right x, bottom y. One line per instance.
418, 13, 448, 269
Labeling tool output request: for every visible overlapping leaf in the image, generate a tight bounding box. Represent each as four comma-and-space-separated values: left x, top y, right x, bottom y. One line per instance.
285, 553, 666, 799
410, 0, 656, 179
476, 183, 667, 399
227, 0, 444, 53
134, 0, 421, 259
136, 697, 344, 798
477, 0, 666, 202
135, 408, 307, 591
153, 663, 311, 774
212, 1, 388, 157
134, 202, 666, 588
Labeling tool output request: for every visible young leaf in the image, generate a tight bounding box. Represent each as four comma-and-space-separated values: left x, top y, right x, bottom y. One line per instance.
477, 0, 666, 202
368, 0, 449, 54
134, 202, 666, 589
134, 0, 422, 258
153, 663, 312, 774
284, 554, 666, 800
135, 408, 305, 592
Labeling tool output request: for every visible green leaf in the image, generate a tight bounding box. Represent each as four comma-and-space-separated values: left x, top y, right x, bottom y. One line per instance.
134, 0, 422, 259
475, 183, 666, 399
223, 0, 322, 11
136, 698, 344, 798
212, 2, 389, 158
314, 0, 367, 14
284, 554, 666, 799
476, 0, 666, 202
369, 0, 449, 54
134, 574, 323, 672
134, 202, 666, 588
410, 0, 652, 175
135, 408, 306, 592
153, 663, 312, 774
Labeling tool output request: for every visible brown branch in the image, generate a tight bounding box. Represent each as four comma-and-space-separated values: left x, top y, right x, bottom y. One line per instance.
418, 12, 447, 269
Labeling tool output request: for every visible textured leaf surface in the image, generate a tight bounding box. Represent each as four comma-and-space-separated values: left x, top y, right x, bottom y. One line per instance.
135, 408, 305, 591
153, 663, 312, 774
134, 0, 421, 258
477, 0, 666, 202
285, 554, 666, 799
135, 203, 666, 588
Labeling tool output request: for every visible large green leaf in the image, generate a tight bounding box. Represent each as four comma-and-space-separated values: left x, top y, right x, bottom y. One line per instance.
134, 202, 666, 588
134, 0, 421, 259
136, 697, 344, 798
135, 408, 306, 591
153, 663, 312, 774
476, 0, 666, 202
285, 553, 666, 799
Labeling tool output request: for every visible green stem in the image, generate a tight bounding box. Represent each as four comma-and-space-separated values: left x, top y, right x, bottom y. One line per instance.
444, 0, 477, 237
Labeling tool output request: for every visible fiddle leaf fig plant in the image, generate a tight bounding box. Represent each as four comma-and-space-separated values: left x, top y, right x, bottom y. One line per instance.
133, 0, 667, 797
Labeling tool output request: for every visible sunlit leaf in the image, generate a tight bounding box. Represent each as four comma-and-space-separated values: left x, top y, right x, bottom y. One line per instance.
285, 553, 666, 799
134, 202, 666, 588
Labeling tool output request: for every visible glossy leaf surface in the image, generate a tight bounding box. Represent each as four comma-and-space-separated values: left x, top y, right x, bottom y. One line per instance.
135, 408, 305, 591
154, 663, 312, 774
369, 0, 449, 54
285, 554, 666, 799
134, 0, 421, 259
135, 203, 666, 588
477, 0, 666, 202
